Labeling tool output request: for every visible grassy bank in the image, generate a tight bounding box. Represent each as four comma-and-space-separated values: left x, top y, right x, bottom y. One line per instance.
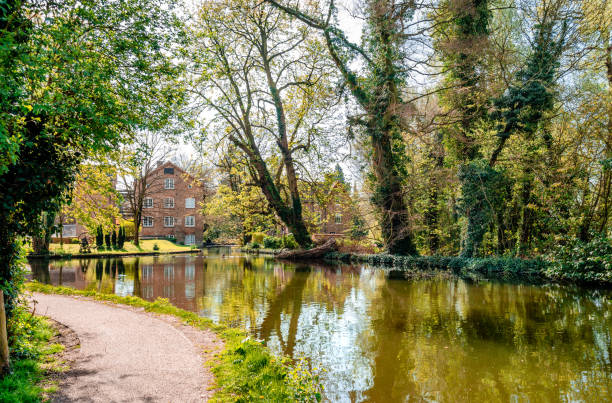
26, 282, 322, 402
35, 240, 198, 258
0, 308, 65, 402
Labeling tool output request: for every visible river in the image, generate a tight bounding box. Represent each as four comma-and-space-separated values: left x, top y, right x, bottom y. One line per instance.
28, 247, 612, 401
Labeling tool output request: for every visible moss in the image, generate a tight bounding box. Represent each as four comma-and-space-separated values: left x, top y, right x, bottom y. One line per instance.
25, 282, 322, 402
0, 308, 64, 402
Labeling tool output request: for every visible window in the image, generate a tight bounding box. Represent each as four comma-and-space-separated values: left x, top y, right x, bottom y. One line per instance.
164, 178, 174, 189
164, 264, 174, 280
164, 216, 174, 227
184, 216, 195, 227
62, 224, 77, 237
185, 198, 195, 209
188, 184, 192, 189
334, 213, 342, 224
164, 198, 174, 208
185, 264, 195, 280
144, 197, 153, 208
143, 216, 154, 227
185, 234, 196, 245
185, 284, 195, 299
142, 265, 153, 280
164, 167, 174, 175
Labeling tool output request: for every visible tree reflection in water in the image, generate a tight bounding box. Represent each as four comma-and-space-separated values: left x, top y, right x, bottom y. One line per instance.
28, 250, 612, 402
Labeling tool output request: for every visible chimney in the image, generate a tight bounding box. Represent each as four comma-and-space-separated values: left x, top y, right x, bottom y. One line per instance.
157, 161, 163, 167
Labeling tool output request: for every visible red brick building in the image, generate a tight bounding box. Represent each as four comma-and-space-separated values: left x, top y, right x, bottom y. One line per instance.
133, 162, 205, 245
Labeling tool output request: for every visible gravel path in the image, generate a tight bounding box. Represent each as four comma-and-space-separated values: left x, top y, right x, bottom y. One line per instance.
30, 293, 222, 403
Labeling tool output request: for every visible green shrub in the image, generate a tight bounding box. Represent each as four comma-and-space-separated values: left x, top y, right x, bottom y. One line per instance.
96, 225, 104, 248
1, 302, 63, 402
546, 233, 612, 283
117, 226, 125, 249
251, 232, 266, 244
153, 243, 159, 251
282, 234, 299, 250
249, 242, 261, 249
350, 216, 368, 240
263, 236, 283, 249
71, 238, 80, 244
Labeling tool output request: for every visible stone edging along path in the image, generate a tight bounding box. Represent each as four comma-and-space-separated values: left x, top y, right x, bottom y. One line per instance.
29, 292, 223, 402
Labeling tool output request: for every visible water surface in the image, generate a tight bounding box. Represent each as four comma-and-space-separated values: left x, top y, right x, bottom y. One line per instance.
29, 248, 612, 402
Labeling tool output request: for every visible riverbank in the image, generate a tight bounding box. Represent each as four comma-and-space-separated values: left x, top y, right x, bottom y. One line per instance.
241, 246, 612, 285
326, 252, 548, 280
26, 282, 322, 401
28, 240, 201, 260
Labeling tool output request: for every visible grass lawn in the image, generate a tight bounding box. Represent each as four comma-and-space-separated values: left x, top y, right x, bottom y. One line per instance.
47, 239, 196, 255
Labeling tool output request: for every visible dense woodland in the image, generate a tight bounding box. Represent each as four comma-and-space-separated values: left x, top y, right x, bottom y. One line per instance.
192, 0, 612, 261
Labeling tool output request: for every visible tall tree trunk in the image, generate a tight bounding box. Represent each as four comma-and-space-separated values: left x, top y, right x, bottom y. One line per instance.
425, 133, 445, 254
32, 212, 54, 254
260, 31, 313, 249
133, 211, 141, 247
370, 125, 417, 255
516, 166, 534, 256
368, 2, 417, 255
600, 36, 612, 234
425, 184, 440, 254
0, 290, 9, 376
0, 220, 20, 320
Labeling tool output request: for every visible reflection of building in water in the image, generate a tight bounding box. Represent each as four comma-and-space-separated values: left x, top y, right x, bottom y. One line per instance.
29, 256, 204, 312
137, 256, 204, 312
29, 259, 91, 290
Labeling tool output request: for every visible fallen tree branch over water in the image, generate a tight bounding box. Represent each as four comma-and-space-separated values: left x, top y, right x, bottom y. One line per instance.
277, 238, 337, 260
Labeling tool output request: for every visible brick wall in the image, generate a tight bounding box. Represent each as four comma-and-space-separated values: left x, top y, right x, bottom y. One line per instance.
139, 162, 204, 245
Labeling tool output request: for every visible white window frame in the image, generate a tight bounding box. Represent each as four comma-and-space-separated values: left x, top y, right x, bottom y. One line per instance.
143, 216, 154, 227
185, 264, 195, 279
184, 216, 195, 227
164, 197, 174, 208
185, 234, 196, 246
334, 213, 342, 224
164, 264, 174, 280
185, 198, 195, 209
164, 216, 174, 227
164, 178, 174, 189
62, 224, 77, 237
144, 197, 153, 208
142, 265, 153, 280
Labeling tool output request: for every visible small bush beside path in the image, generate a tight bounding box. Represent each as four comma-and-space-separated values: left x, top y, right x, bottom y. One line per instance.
0, 306, 66, 402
